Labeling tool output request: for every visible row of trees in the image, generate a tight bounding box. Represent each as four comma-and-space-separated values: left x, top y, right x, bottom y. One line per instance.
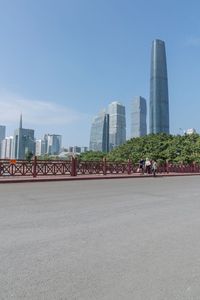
79, 133, 200, 164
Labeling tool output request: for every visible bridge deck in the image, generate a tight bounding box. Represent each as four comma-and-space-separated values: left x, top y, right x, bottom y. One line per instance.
1, 177, 200, 299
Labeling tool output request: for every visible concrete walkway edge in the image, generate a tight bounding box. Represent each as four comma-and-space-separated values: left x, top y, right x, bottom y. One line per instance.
0, 172, 200, 184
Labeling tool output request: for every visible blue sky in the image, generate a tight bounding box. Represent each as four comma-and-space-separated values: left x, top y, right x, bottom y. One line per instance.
0, 0, 200, 147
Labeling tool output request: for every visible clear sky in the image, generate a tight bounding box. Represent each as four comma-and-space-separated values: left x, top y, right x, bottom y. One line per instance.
0, 0, 200, 147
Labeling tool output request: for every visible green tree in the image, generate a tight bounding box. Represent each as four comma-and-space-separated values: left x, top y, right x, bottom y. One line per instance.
77, 134, 200, 164
79, 151, 105, 161
25, 151, 33, 162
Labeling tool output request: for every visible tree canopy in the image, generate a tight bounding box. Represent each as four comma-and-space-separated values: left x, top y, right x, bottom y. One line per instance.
80, 133, 200, 164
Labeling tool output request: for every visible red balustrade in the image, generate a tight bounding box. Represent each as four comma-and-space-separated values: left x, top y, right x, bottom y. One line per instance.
0, 157, 200, 178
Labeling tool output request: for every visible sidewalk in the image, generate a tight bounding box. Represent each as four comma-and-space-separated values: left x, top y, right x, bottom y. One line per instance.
0, 172, 200, 183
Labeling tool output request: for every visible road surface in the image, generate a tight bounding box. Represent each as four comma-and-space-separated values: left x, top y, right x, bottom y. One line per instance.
0, 176, 200, 299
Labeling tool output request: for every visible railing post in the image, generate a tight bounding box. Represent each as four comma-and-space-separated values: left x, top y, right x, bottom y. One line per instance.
33, 156, 37, 178
103, 157, 107, 175
71, 156, 77, 176
127, 159, 131, 174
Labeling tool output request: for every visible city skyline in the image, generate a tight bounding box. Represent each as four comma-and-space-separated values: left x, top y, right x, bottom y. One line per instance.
0, 115, 64, 159
0, 1, 200, 145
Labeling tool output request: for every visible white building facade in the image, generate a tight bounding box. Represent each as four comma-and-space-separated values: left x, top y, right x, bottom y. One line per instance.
35, 139, 46, 156
0, 136, 13, 159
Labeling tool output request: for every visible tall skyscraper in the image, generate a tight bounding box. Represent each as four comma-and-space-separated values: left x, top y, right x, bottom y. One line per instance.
44, 134, 62, 155
0, 125, 6, 141
108, 101, 126, 149
1, 136, 13, 159
149, 39, 169, 134
131, 96, 147, 138
13, 115, 35, 159
35, 139, 46, 156
89, 111, 109, 153
0, 125, 6, 158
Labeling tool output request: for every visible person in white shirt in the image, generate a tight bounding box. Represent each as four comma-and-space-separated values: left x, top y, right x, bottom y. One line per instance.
145, 158, 151, 174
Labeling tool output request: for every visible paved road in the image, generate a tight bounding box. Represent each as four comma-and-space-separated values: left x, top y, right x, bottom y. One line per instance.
1, 176, 200, 300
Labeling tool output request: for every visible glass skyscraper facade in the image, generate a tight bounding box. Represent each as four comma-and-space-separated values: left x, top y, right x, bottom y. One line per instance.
149, 39, 169, 134
108, 101, 126, 149
0, 125, 6, 142
0, 125, 6, 158
13, 128, 35, 159
89, 111, 109, 153
44, 134, 62, 155
131, 96, 147, 138
13, 116, 35, 159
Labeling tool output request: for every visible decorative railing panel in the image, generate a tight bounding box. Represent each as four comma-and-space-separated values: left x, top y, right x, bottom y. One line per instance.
35, 161, 71, 176
106, 162, 129, 174
76, 161, 104, 175
0, 158, 200, 178
0, 160, 33, 176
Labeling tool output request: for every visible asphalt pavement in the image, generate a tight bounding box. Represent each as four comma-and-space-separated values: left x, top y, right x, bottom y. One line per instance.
1, 176, 200, 299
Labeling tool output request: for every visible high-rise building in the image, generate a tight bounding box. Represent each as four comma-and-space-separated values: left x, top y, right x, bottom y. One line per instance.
44, 134, 62, 155
0, 125, 6, 158
131, 96, 147, 138
149, 39, 169, 134
1, 139, 6, 159
0, 125, 6, 142
108, 101, 126, 149
73, 146, 81, 153
13, 115, 35, 159
1, 136, 13, 159
35, 139, 46, 156
81, 146, 88, 153
68, 146, 73, 153
89, 111, 109, 153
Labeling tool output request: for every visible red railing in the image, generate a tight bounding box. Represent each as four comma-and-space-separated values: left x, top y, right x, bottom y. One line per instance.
0, 158, 71, 177
0, 157, 200, 177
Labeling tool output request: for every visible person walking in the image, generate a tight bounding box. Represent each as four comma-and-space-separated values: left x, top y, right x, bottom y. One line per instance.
145, 158, 151, 174
139, 158, 145, 174
152, 160, 157, 177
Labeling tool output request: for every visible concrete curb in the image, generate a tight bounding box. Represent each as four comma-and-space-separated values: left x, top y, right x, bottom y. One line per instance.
0, 172, 200, 184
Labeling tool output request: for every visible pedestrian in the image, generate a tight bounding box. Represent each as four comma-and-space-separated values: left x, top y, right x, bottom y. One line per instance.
139, 158, 145, 174
152, 160, 157, 177
145, 158, 151, 174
